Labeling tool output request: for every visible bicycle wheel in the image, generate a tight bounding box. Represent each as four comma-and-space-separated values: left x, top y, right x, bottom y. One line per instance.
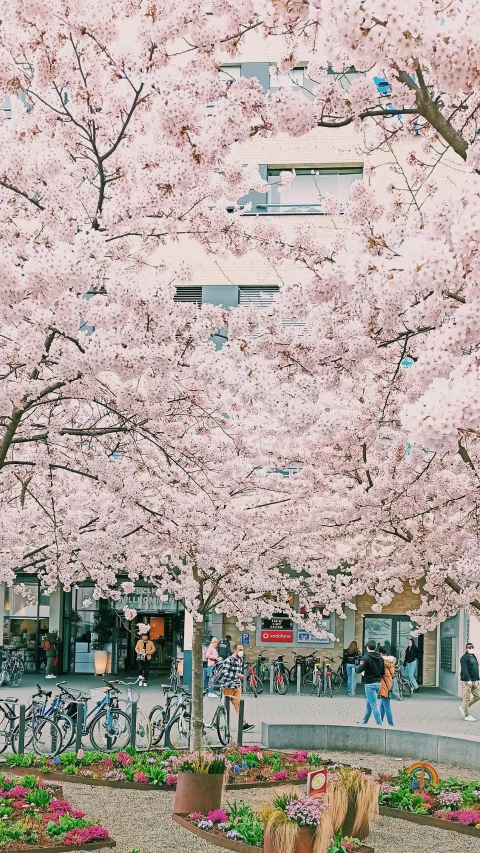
55, 713, 76, 751
276, 674, 288, 695
327, 675, 333, 698
166, 712, 190, 749
330, 672, 342, 694
216, 705, 231, 746
260, 663, 270, 683
12, 660, 24, 688
396, 677, 403, 701
248, 675, 258, 698
303, 672, 315, 694
135, 709, 152, 750
89, 708, 131, 752
316, 674, 322, 697
402, 678, 412, 697
149, 705, 166, 746
29, 717, 63, 756
255, 677, 264, 695
0, 708, 13, 754
288, 665, 297, 684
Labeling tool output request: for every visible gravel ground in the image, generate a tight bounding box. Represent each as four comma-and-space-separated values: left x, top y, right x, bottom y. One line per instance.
16, 749, 480, 853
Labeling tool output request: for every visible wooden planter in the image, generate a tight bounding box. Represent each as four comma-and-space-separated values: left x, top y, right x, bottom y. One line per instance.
173, 814, 374, 853
263, 825, 315, 853
0, 840, 116, 853
173, 771, 225, 815
380, 806, 480, 838
342, 799, 370, 842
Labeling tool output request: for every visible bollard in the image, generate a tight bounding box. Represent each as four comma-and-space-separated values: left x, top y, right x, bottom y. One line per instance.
242, 672, 247, 695
17, 705, 25, 755
225, 694, 231, 731
130, 700, 137, 749
237, 698, 244, 746
269, 664, 274, 694
75, 702, 84, 752
296, 663, 302, 695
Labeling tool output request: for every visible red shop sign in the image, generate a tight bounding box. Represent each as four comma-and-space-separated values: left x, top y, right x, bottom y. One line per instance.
260, 630, 293, 643
306, 769, 327, 798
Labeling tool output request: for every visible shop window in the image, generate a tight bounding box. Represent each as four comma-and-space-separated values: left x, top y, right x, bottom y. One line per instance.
266, 167, 363, 214
2, 583, 50, 672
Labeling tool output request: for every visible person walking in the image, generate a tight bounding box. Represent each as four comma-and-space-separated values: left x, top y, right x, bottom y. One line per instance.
43, 632, 58, 679
459, 642, 480, 722
344, 640, 361, 697
217, 636, 232, 660
403, 639, 419, 691
356, 640, 384, 725
217, 643, 254, 733
378, 646, 396, 726
135, 631, 155, 687
204, 637, 220, 696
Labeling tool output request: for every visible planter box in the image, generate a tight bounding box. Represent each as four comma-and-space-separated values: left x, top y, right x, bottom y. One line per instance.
380, 806, 480, 838
172, 815, 374, 853
7, 841, 115, 853
174, 771, 225, 815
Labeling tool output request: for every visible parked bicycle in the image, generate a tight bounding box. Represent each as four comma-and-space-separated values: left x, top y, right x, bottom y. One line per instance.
58, 679, 132, 752
169, 658, 182, 693
0, 649, 24, 688
254, 650, 270, 683
165, 687, 231, 748
116, 678, 152, 749
27, 683, 76, 750
272, 655, 288, 694
244, 658, 263, 697
288, 650, 320, 684
149, 685, 181, 746
0, 694, 63, 756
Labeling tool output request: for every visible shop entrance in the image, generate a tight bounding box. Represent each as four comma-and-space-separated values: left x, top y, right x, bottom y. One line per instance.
362, 615, 424, 684
118, 613, 176, 677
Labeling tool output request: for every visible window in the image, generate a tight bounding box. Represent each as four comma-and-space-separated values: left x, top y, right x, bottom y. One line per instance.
238, 286, 306, 334
206, 66, 241, 116
270, 66, 306, 89
327, 66, 365, 92
264, 167, 363, 214
174, 286, 202, 305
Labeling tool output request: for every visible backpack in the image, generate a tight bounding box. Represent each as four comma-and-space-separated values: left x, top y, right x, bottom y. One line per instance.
217, 639, 229, 659
209, 661, 225, 687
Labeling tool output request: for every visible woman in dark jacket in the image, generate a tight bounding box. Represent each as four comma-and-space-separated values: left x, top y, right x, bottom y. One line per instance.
344, 640, 361, 697
403, 638, 419, 691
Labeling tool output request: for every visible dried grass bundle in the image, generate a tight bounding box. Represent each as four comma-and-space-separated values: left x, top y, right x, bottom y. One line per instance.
313, 810, 334, 853
350, 773, 378, 837
264, 809, 299, 853
324, 779, 348, 832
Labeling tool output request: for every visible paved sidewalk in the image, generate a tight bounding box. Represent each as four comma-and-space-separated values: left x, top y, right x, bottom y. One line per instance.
2, 673, 479, 743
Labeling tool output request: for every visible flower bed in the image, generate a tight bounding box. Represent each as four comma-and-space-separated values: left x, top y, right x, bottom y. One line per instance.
378, 769, 480, 836
173, 801, 374, 853
3, 749, 369, 791
0, 773, 114, 851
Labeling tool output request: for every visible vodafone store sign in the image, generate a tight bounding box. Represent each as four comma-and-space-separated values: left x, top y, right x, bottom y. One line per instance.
260, 629, 293, 643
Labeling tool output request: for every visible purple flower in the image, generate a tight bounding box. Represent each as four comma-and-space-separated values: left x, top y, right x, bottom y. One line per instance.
438, 791, 463, 806
241, 761, 248, 771
53, 756, 61, 766
233, 765, 240, 774
226, 830, 245, 841
447, 810, 480, 825
284, 797, 330, 828
197, 820, 214, 830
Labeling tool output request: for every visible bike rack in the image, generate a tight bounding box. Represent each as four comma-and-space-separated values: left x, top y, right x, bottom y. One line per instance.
296, 664, 302, 695
17, 704, 26, 754
269, 664, 274, 693
130, 701, 137, 749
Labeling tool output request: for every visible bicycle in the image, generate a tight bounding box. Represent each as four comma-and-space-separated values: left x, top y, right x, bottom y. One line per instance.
0, 695, 63, 756
60, 680, 132, 751
169, 658, 182, 693
0, 649, 24, 688
27, 683, 76, 750
288, 650, 320, 684
244, 659, 263, 697
165, 687, 231, 748
272, 655, 288, 694
149, 685, 181, 746
254, 650, 270, 683
116, 678, 152, 750
394, 666, 412, 700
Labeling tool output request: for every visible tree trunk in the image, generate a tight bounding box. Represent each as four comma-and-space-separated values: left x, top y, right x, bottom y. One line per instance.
191, 617, 205, 751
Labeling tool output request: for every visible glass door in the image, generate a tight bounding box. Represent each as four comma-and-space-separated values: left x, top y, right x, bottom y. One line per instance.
363, 615, 424, 683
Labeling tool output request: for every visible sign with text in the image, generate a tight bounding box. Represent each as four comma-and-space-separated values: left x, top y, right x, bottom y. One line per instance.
306, 769, 327, 798
260, 629, 294, 643
242, 632, 250, 645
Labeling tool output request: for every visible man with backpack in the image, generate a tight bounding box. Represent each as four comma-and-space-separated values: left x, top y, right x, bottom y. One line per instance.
356, 640, 385, 725
214, 643, 254, 733
217, 636, 232, 660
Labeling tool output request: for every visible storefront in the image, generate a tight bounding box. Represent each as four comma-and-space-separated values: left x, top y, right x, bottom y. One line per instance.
0, 580, 61, 673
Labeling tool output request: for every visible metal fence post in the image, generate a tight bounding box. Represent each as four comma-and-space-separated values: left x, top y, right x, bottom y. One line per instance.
17, 705, 25, 755
75, 702, 84, 752
130, 700, 137, 749
296, 663, 302, 695
225, 695, 231, 734
237, 699, 244, 746
269, 664, 274, 694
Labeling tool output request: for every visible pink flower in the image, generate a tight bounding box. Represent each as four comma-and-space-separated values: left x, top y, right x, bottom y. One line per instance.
76, 749, 84, 759
257, 752, 263, 761
207, 810, 228, 823
297, 769, 309, 778
115, 752, 133, 766
272, 770, 288, 780
102, 759, 114, 768
166, 775, 178, 786
62, 826, 109, 845
189, 812, 203, 820
7, 786, 30, 798
134, 772, 148, 784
